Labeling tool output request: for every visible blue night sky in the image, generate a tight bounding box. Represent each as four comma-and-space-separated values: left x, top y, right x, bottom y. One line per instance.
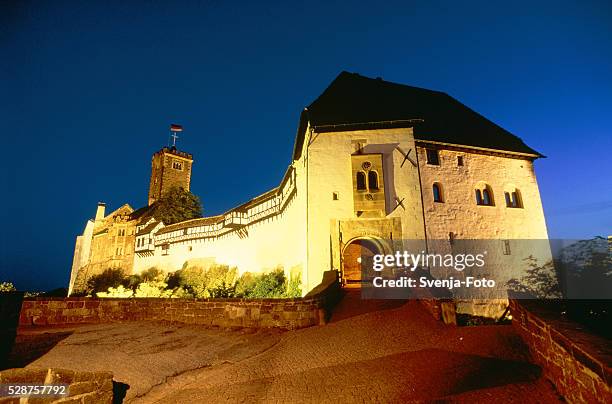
1, 1, 611, 291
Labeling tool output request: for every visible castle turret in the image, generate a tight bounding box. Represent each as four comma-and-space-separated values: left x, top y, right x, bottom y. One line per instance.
148, 147, 194, 206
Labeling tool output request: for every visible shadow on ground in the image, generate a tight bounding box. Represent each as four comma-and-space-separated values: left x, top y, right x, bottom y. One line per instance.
330, 289, 406, 322
3, 330, 73, 370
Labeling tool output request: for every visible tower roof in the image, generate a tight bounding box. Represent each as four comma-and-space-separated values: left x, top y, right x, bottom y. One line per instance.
293, 71, 542, 159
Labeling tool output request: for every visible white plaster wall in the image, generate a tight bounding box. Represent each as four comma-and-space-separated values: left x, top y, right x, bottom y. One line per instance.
133, 162, 309, 290
417, 146, 549, 240
417, 146, 552, 314
305, 127, 425, 291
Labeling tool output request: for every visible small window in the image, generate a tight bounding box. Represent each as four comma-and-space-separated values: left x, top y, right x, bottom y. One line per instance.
188, 246, 193, 252
476, 184, 494, 206
356, 171, 366, 191
172, 160, 183, 170
368, 171, 379, 191
505, 190, 523, 208
483, 189, 492, 205
475, 189, 483, 205
503, 240, 511, 255
457, 156, 464, 166
332, 192, 339, 201
426, 149, 440, 165
433, 183, 443, 202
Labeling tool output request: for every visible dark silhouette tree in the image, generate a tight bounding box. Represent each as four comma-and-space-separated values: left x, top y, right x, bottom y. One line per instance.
149, 186, 203, 225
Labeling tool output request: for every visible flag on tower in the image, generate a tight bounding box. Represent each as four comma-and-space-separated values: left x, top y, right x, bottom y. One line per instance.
170, 124, 183, 132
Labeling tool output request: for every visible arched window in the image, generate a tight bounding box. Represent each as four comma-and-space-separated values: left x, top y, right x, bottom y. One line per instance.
475, 184, 494, 206
368, 171, 379, 191
505, 189, 523, 208
483, 189, 491, 205
356, 171, 366, 191
475, 189, 483, 205
433, 183, 443, 202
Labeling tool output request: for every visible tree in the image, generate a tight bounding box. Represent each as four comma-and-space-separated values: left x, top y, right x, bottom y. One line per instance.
86, 268, 126, 294
149, 186, 203, 225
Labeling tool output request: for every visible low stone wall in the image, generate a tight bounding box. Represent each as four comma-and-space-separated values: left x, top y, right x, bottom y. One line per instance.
19, 271, 341, 331
0, 367, 114, 403
510, 299, 611, 403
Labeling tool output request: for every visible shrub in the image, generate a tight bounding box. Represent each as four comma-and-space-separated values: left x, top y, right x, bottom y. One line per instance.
170, 286, 193, 298
97, 285, 133, 298
240, 268, 286, 298
0, 282, 16, 292
87, 269, 125, 294
134, 281, 173, 298
285, 273, 302, 298
205, 265, 238, 298
235, 272, 257, 297
175, 264, 238, 298
176, 267, 207, 298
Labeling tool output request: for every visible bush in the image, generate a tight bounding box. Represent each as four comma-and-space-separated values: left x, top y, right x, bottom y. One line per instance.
237, 268, 290, 298
96, 285, 134, 298
175, 264, 238, 298
0, 282, 16, 292
176, 267, 207, 298
87, 269, 125, 294
285, 273, 302, 298
205, 265, 238, 298
87, 265, 302, 299
134, 281, 173, 298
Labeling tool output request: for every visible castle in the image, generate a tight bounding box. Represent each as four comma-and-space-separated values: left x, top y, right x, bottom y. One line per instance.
69, 72, 551, 314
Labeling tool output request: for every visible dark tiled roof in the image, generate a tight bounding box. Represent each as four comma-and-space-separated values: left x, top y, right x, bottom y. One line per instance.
156, 215, 224, 235
129, 205, 155, 222
136, 221, 160, 236
293, 72, 542, 159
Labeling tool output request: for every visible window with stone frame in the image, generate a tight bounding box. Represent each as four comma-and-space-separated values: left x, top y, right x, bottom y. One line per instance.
433, 183, 443, 202
504, 190, 523, 208
475, 184, 494, 206
426, 149, 440, 165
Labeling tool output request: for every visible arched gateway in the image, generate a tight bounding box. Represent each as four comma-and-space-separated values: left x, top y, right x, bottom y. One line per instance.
341, 238, 384, 287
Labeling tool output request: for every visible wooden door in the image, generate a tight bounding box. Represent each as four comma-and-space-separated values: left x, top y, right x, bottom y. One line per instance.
342, 239, 379, 286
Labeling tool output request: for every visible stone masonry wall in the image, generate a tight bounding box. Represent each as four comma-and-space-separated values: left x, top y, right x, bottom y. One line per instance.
0, 368, 114, 403
19, 297, 321, 330
20, 271, 341, 330
510, 299, 611, 403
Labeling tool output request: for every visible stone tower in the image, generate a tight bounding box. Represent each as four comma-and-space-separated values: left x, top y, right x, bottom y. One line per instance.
148, 146, 194, 206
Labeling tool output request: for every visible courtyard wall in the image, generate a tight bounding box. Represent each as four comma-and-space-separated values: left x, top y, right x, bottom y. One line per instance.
510, 299, 611, 403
